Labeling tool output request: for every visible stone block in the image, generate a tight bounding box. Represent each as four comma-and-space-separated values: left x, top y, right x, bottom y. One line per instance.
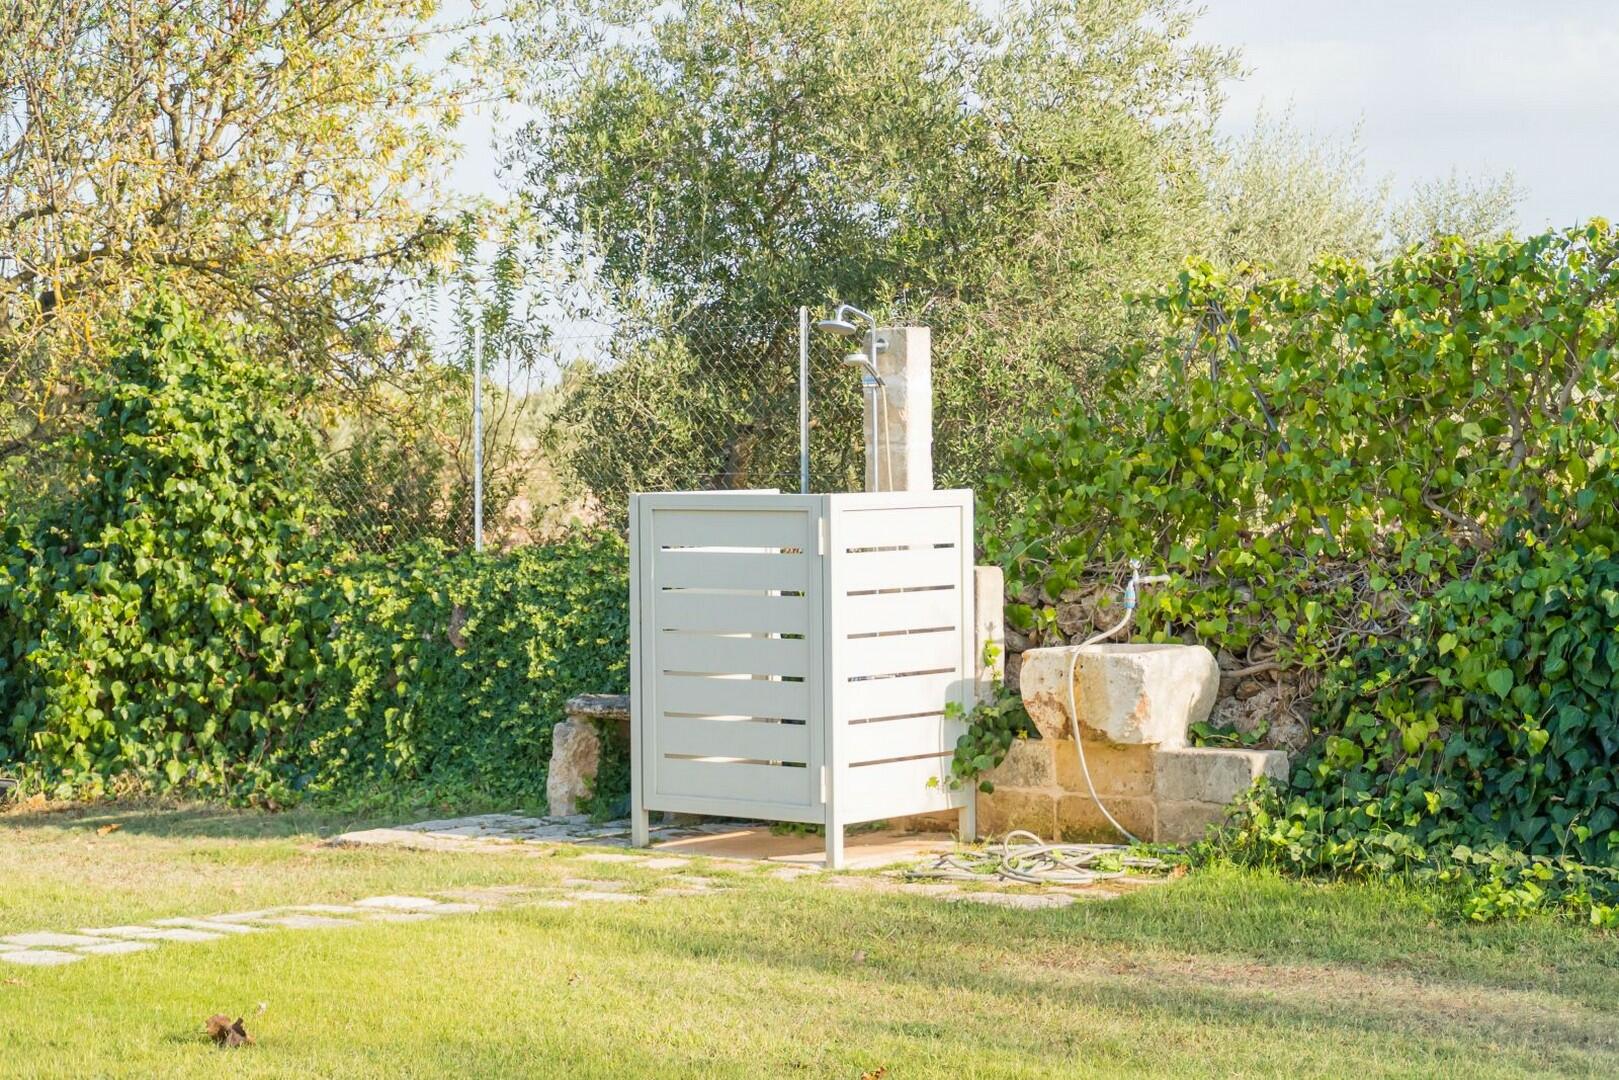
1152, 747, 1288, 805
1019, 644, 1219, 745
984, 737, 1055, 789
1052, 738, 1156, 797
976, 787, 1056, 838
1155, 800, 1236, 844
973, 565, 1006, 703
564, 693, 631, 742
1056, 794, 1155, 843
546, 718, 602, 817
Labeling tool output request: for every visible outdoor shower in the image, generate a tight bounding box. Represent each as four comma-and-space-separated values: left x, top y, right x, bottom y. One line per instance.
815, 303, 894, 491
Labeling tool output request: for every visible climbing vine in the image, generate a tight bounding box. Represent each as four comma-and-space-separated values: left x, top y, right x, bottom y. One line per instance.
982, 223, 1619, 918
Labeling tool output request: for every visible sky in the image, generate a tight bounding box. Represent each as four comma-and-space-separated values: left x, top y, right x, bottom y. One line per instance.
1195, 1, 1619, 231
447, 2, 1619, 234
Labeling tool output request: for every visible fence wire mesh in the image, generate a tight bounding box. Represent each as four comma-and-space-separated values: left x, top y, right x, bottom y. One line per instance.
310, 309, 871, 553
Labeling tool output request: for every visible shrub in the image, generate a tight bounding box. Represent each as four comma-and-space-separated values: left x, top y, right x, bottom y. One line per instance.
302, 534, 629, 805
0, 297, 328, 798
0, 298, 633, 810
984, 223, 1619, 917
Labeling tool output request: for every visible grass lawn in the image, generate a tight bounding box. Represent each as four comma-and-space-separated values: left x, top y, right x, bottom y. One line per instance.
3, 804, 1617, 1078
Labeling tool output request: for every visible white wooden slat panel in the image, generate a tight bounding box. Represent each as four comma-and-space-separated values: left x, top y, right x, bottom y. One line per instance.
650, 509, 810, 550
655, 592, 808, 634
838, 545, 960, 593
840, 754, 957, 821
843, 670, 962, 721
845, 713, 960, 765
656, 757, 814, 807
840, 588, 959, 635
658, 673, 809, 720
836, 505, 962, 551
658, 632, 808, 678
841, 629, 959, 679
655, 549, 810, 591
660, 714, 810, 762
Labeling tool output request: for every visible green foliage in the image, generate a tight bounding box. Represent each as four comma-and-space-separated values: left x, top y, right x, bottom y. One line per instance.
1, 0, 495, 460
0, 297, 632, 808
987, 224, 1619, 917
515, 0, 1243, 499
0, 298, 327, 799
1228, 542, 1619, 923
303, 534, 629, 806
946, 646, 1034, 792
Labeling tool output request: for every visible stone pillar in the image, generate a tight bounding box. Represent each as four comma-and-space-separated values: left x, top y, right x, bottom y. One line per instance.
973, 566, 1005, 704
866, 326, 932, 491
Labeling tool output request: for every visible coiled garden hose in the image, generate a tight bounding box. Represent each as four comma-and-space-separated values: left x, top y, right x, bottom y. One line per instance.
907, 830, 1164, 886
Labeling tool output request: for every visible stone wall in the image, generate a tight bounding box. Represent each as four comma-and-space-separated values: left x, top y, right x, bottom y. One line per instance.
977, 736, 1286, 843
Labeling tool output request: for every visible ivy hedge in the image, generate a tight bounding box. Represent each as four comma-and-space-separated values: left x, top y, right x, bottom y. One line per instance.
0, 298, 628, 807
983, 223, 1619, 919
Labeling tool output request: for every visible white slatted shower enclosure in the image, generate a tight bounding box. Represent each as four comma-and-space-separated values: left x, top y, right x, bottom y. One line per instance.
629, 490, 976, 867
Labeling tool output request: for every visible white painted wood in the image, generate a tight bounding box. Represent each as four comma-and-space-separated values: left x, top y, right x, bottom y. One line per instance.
842, 754, 958, 820
843, 670, 961, 723
629, 496, 647, 846
654, 591, 809, 635
649, 508, 810, 550
837, 545, 961, 593
657, 632, 808, 678
657, 673, 809, 721
659, 714, 811, 762
835, 504, 962, 551
840, 588, 960, 634
845, 713, 956, 765
630, 489, 974, 845
841, 629, 959, 680
655, 757, 815, 807
654, 549, 810, 591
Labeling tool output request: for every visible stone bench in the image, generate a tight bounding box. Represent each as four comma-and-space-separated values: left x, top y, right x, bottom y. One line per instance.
546, 693, 630, 817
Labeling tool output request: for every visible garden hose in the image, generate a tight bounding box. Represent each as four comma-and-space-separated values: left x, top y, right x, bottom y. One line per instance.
907, 830, 1164, 886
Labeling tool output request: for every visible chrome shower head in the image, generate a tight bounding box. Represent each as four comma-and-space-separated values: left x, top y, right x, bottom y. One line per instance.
815, 317, 860, 336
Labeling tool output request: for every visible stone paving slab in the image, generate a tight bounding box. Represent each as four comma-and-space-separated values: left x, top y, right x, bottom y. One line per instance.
151, 918, 261, 934
3, 932, 108, 948
77, 941, 155, 956
353, 896, 441, 911
80, 925, 171, 940
143, 927, 228, 942
1, 949, 83, 966
0, 889, 512, 972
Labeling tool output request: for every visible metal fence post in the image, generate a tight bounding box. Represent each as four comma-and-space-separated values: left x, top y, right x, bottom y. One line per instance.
472, 321, 484, 553
799, 306, 810, 494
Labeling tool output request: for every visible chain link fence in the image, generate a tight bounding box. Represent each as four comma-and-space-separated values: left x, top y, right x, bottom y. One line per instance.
0, 308, 877, 555
312, 308, 874, 553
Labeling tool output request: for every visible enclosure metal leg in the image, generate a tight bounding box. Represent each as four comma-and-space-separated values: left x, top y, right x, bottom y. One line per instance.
825, 822, 845, 870
631, 806, 651, 849
959, 797, 977, 843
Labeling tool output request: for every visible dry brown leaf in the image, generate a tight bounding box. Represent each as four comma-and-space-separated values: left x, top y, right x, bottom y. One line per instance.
860, 1068, 888, 1080
97, 823, 122, 836
205, 1015, 253, 1048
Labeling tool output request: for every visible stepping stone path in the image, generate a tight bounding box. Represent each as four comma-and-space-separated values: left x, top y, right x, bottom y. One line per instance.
329, 813, 752, 853
4, 814, 1157, 971
0, 892, 495, 970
